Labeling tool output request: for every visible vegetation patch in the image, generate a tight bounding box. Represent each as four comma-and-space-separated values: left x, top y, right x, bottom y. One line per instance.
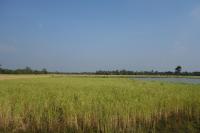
0, 76, 199, 132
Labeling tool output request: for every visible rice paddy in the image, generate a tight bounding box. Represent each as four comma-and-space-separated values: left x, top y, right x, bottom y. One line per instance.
0, 75, 199, 132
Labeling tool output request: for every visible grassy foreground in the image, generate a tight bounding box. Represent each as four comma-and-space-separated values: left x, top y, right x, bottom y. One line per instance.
0, 75, 199, 132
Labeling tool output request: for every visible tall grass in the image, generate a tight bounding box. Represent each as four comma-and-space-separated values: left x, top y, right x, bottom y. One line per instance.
0, 76, 199, 132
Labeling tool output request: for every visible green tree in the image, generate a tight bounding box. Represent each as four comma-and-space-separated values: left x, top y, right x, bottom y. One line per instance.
25, 66, 32, 74
42, 68, 48, 74
0, 64, 1, 69
175, 66, 182, 74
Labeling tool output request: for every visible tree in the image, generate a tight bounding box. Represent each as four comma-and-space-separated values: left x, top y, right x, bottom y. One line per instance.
23, 66, 32, 74
42, 68, 48, 74
0, 64, 1, 73
175, 66, 182, 74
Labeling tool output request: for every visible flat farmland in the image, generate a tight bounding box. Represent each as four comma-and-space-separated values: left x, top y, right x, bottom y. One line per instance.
0, 75, 199, 133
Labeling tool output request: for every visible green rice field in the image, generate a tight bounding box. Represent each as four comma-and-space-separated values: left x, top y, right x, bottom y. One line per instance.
0, 75, 200, 132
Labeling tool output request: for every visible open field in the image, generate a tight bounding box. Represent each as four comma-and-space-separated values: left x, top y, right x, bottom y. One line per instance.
0, 75, 199, 132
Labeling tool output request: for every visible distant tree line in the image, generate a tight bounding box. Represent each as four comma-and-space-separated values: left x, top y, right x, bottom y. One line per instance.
95, 70, 200, 76
0, 65, 200, 76
0, 65, 48, 74
95, 66, 200, 76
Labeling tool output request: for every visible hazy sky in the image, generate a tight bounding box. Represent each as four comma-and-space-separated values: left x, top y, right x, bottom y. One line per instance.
0, 0, 200, 72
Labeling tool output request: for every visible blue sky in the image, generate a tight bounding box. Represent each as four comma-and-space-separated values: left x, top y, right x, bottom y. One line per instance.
0, 0, 200, 72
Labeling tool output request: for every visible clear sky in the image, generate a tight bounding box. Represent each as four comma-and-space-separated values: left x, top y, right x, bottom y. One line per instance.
0, 0, 200, 72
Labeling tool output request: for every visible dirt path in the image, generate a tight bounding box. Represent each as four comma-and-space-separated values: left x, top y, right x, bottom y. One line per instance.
0, 74, 50, 80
